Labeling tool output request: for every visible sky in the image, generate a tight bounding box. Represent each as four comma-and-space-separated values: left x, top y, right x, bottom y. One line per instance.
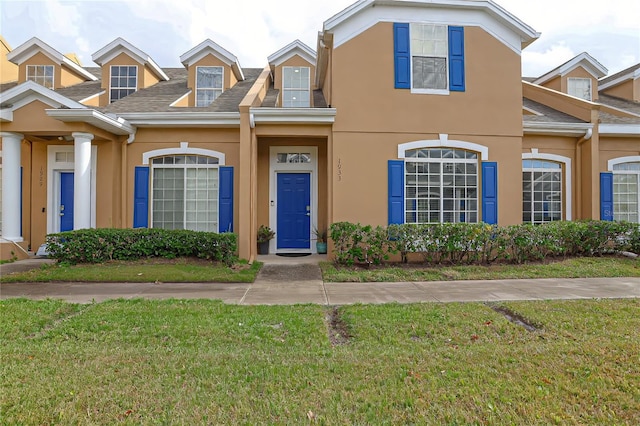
1, 0, 639, 78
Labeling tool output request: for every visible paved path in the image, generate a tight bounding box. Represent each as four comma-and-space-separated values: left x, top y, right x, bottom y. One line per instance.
1, 256, 639, 305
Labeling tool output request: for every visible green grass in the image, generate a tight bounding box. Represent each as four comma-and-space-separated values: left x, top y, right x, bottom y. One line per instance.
0, 259, 261, 283
321, 256, 640, 282
1, 298, 638, 424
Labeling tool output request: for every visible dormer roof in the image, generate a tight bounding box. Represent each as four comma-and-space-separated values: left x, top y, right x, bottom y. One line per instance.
268, 40, 316, 66
322, 0, 540, 52
6, 37, 98, 81
92, 37, 169, 81
599, 63, 640, 91
179, 39, 244, 81
533, 52, 607, 85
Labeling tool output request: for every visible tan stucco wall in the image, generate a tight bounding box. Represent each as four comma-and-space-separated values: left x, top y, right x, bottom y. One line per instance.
543, 76, 562, 93
330, 23, 523, 137
1, 37, 18, 83
17, 52, 85, 89
331, 132, 523, 227
272, 55, 316, 107
599, 137, 640, 170
601, 79, 638, 102
123, 128, 241, 229
186, 54, 238, 107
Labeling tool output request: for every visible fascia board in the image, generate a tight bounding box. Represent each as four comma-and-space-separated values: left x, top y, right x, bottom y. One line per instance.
599, 68, 640, 91
6, 37, 63, 64
523, 121, 593, 136
180, 46, 244, 81
117, 111, 241, 127
0, 109, 13, 122
599, 123, 640, 137
250, 107, 337, 124
46, 108, 136, 135
268, 40, 316, 65
535, 54, 608, 85
61, 57, 99, 81
0, 80, 86, 109
92, 38, 169, 81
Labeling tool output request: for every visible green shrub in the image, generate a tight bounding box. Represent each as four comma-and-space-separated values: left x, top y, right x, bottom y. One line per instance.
332, 221, 640, 266
46, 228, 237, 266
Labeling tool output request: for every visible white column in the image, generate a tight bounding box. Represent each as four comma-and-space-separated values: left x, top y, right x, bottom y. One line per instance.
72, 132, 94, 230
1, 132, 24, 242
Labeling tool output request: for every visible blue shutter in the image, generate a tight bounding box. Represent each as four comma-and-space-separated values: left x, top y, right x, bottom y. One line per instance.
133, 166, 149, 228
482, 162, 498, 224
600, 172, 614, 221
448, 26, 465, 92
394, 23, 411, 89
219, 166, 234, 232
388, 160, 405, 224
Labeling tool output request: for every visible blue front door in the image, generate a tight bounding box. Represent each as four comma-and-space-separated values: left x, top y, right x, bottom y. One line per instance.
60, 172, 74, 232
277, 173, 311, 250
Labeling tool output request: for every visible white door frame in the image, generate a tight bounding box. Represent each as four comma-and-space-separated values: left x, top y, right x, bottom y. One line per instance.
47, 145, 97, 233
269, 146, 318, 253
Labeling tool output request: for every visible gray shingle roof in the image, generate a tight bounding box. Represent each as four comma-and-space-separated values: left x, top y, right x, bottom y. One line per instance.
55, 81, 102, 101
599, 110, 640, 125
599, 63, 640, 86
262, 86, 279, 107
0, 82, 18, 93
99, 68, 263, 113
523, 98, 586, 123
598, 94, 640, 116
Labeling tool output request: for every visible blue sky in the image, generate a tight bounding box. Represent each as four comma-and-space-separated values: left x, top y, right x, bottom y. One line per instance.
1, 0, 639, 77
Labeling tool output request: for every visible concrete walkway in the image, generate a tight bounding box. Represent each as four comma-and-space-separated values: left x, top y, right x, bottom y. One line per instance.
1, 256, 639, 305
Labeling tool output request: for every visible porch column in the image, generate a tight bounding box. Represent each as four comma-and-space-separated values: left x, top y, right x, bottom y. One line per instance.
72, 132, 94, 230
0, 132, 24, 241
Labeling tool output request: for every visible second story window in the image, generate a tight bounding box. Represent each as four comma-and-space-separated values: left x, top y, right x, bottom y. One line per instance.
27, 65, 54, 89
196, 66, 223, 107
283, 66, 310, 107
110, 65, 137, 103
568, 78, 592, 101
411, 24, 448, 91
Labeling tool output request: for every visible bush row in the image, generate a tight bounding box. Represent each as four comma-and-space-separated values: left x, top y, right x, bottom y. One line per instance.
46, 228, 237, 265
329, 221, 640, 266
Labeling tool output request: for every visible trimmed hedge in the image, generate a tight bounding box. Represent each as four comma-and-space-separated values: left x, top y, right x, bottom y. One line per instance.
330, 221, 640, 266
46, 228, 237, 266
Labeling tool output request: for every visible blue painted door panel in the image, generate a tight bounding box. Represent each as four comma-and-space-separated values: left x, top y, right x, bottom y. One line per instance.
277, 173, 311, 250
60, 172, 74, 232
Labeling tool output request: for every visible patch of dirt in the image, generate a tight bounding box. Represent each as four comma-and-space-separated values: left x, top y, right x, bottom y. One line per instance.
487, 303, 541, 332
326, 307, 351, 346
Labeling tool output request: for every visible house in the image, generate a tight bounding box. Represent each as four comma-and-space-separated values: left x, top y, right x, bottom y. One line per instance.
1, 0, 639, 262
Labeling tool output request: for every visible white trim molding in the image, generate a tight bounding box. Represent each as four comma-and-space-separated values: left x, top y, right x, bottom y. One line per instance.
398, 134, 489, 161
599, 124, 640, 137
92, 37, 169, 81
599, 67, 640, 91
117, 112, 241, 127
268, 39, 316, 66
523, 121, 593, 137
250, 107, 337, 124
142, 142, 226, 165
46, 108, 135, 136
533, 52, 607, 85
522, 149, 572, 220
180, 39, 244, 81
608, 156, 640, 170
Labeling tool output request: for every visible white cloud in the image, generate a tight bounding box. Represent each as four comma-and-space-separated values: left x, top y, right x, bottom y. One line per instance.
44, 0, 81, 38
522, 43, 577, 77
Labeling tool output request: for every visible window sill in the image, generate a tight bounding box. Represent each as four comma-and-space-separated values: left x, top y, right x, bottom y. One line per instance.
410, 88, 450, 96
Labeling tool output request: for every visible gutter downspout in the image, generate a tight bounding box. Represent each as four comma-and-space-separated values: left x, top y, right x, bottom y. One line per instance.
575, 128, 593, 219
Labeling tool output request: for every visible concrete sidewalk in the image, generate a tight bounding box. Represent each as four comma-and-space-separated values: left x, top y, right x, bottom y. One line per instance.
1, 255, 639, 305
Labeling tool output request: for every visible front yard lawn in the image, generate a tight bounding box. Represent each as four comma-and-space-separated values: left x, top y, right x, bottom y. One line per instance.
1, 298, 638, 424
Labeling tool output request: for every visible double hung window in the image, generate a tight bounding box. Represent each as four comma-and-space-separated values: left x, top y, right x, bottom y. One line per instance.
110, 66, 137, 102
196, 66, 223, 107
612, 162, 640, 223
567, 77, 592, 101
282, 66, 310, 107
27, 65, 54, 89
522, 160, 563, 223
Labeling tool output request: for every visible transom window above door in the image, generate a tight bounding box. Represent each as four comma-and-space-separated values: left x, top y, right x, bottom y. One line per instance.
196, 66, 223, 107
276, 153, 311, 164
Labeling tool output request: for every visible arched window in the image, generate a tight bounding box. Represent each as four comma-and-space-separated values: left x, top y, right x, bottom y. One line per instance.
404, 147, 479, 223
611, 160, 640, 223
150, 154, 220, 232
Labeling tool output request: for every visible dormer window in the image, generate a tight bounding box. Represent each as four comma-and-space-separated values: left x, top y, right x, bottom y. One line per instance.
568, 77, 591, 101
110, 65, 137, 102
283, 66, 310, 107
196, 66, 223, 107
26, 65, 54, 89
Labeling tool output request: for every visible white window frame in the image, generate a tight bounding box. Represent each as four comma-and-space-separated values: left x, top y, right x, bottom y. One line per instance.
26, 65, 54, 89
522, 161, 563, 224
404, 147, 479, 224
522, 151, 572, 221
567, 77, 592, 101
109, 65, 138, 103
282, 66, 311, 107
608, 156, 640, 223
195, 66, 224, 107
410, 23, 449, 95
